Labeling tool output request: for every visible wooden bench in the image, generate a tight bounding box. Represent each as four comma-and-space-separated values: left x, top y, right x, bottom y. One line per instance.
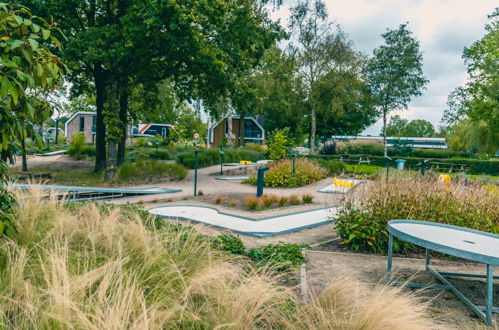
428, 162, 469, 173
339, 154, 371, 165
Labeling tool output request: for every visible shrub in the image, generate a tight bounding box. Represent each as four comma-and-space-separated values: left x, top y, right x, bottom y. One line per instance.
228, 200, 240, 207
134, 137, 151, 147
278, 196, 288, 207
246, 159, 327, 188
261, 194, 275, 208
247, 243, 305, 270
243, 142, 267, 154
289, 194, 301, 205
245, 195, 260, 210
302, 194, 314, 204
212, 233, 245, 255
2, 190, 438, 329
214, 195, 224, 204
336, 174, 499, 253
268, 128, 290, 160
70, 132, 85, 153
319, 160, 347, 175
337, 140, 384, 156
117, 160, 187, 183
177, 148, 264, 168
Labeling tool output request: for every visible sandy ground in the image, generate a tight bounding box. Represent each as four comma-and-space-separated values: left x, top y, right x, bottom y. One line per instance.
303, 250, 499, 328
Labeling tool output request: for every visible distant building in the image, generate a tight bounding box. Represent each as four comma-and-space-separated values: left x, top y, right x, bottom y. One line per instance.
131, 123, 173, 138
64, 111, 96, 143
208, 116, 264, 147
330, 135, 447, 149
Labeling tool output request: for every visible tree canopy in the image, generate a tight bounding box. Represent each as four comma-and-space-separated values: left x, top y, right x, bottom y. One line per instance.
385, 115, 435, 137
364, 23, 428, 155
443, 9, 498, 154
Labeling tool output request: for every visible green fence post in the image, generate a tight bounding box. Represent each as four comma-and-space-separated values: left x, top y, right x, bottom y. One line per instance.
194, 149, 199, 196
219, 145, 224, 175
256, 166, 269, 197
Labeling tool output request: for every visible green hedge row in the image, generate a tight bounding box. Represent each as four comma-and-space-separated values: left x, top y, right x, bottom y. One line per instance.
309, 155, 499, 175
176, 149, 265, 169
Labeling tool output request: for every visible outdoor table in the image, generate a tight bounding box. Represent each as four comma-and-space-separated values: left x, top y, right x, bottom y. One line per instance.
387, 220, 499, 326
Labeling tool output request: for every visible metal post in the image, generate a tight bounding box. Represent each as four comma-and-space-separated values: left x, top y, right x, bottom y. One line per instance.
292, 156, 296, 176
425, 249, 431, 269
387, 233, 393, 281
256, 166, 269, 197
194, 149, 199, 196
486, 264, 494, 326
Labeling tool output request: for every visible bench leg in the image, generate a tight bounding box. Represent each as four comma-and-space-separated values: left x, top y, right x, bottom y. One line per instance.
486, 265, 494, 326
387, 233, 393, 281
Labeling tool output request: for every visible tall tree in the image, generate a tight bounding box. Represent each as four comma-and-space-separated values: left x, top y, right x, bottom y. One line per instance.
443, 9, 498, 154
364, 23, 428, 156
289, 0, 341, 150
26, 0, 281, 170
384, 115, 435, 137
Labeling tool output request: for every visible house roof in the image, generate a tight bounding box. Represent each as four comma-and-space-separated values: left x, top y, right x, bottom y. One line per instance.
208, 116, 264, 143
64, 111, 96, 137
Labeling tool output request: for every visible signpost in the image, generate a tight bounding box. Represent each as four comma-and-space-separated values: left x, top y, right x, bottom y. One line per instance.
193, 133, 199, 196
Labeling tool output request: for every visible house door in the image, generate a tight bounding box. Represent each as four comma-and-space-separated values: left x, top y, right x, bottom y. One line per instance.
161, 127, 167, 137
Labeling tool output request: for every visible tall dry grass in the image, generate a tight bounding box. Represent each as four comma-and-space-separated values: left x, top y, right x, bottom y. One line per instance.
0, 188, 443, 329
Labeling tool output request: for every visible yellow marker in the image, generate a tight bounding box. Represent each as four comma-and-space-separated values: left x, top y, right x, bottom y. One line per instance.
239, 161, 253, 165
438, 174, 451, 184
333, 178, 354, 188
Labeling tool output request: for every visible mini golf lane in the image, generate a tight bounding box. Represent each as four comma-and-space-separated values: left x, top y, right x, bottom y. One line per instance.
149, 205, 338, 237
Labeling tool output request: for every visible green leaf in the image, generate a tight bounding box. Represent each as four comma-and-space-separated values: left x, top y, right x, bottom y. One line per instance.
42, 29, 50, 40
9, 84, 19, 105
26, 102, 35, 117
28, 38, 38, 51
36, 62, 43, 77
32, 23, 40, 33
13, 15, 23, 25
9, 39, 24, 49
0, 220, 5, 234
1, 59, 18, 68
50, 35, 61, 48
0, 77, 11, 99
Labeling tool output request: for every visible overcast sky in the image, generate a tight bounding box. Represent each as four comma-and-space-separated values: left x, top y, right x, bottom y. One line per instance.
270, 0, 497, 136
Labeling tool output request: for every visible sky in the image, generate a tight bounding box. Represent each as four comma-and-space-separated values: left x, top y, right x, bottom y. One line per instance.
269, 0, 497, 136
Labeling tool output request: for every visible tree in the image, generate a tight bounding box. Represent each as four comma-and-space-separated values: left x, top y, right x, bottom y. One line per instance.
0, 3, 66, 237
26, 0, 281, 171
312, 30, 378, 137
443, 9, 498, 154
384, 115, 435, 137
288, 0, 343, 150
247, 46, 307, 143
385, 115, 408, 136
364, 23, 428, 156
403, 119, 435, 137
0, 3, 66, 156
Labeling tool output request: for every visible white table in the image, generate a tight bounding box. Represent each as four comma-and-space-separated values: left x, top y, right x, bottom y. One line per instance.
387, 220, 499, 326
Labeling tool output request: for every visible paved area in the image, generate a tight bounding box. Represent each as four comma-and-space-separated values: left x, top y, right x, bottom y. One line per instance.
149, 205, 338, 237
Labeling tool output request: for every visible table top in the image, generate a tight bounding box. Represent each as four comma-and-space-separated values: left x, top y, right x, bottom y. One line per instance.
388, 220, 499, 265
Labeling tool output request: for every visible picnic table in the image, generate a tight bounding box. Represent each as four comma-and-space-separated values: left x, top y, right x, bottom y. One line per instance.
387, 220, 499, 326
428, 161, 469, 173
339, 154, 371, 164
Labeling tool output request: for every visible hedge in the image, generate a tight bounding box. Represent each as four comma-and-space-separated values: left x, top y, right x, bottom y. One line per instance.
176, 149, 265, 168
309, 155, 499, 175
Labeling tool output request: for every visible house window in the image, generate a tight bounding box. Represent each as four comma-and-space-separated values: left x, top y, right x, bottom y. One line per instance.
79, 116, 85, 131
92, 116, 96, 133
244, 120, 261, 138
224, 119, 229, 134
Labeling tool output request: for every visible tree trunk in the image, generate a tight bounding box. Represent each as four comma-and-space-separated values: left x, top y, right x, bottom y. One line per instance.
310, 104, 316, 152
94, 65, 107, 172
117, 80, 128, 166
105, 80, 118, 182
227, 113, 233, 148
383, 109, 388, 157
21, 137, 27, 172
